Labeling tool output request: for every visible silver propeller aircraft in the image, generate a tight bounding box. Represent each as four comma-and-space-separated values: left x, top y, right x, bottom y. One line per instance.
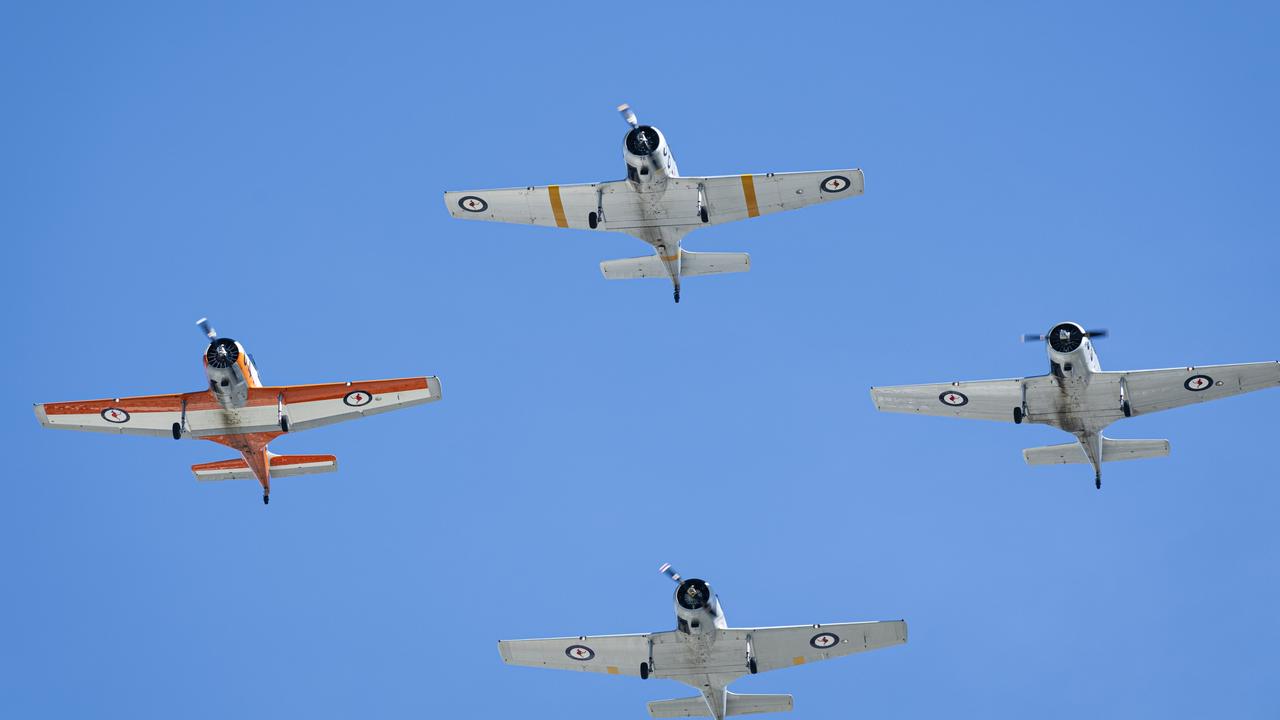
870, 322, 1280, 488
444, 104, 864, 302
497, 563, 906, 720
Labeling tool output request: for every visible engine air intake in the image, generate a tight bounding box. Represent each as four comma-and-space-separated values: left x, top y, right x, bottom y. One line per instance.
625, 126, 661, 156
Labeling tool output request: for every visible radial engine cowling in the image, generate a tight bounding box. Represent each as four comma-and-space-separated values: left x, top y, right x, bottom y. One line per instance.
676, 578, 711, 610
625, 125, 664, 157
205, 338, 240, 368
1047, 323, 1086, 354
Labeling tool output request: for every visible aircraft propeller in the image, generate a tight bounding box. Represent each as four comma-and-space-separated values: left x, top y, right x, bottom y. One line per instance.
1021, 328, 1108, 343
197, 317, 218, 341
659, 562, 682, 583
618, 103, 638, 128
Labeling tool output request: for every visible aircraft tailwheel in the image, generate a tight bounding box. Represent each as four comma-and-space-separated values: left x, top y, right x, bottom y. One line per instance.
673, 287, 680, 303
263, 493, 270, 505
1095, 473, 1101, 490
171, 422, 182, 440
588, 211, 598, 229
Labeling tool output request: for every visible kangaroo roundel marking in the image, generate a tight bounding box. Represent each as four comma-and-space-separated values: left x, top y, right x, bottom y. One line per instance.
458, 195, 488, 213
1184, 374, 1213, 392
565, 644, 595, 661
101, 408, 131, 424
810, 632, 840, 649
820, 175, 852, 193
939, 390, 969, 407
343, 390, 373, 407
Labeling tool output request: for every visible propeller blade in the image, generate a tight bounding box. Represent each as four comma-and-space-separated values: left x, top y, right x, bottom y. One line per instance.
618, 103, 638, 128
1085, 328, 1109, 339
1021, 333, 1045, 344
196, 317, 217, 340
659, 562, 681, 583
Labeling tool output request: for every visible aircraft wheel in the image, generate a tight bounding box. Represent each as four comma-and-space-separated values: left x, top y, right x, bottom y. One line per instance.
172, 422, 182, 440
588, 212, 598, 229
263, 493, 270, 505
748, 658, 758, 675
640, 662, 649, 679
1122, 400, 1131, 418
1012, 407, 1023, 424
1095, 475, 1101, 490
673, 288, 680, 303
280, 416, 290, 433
699, 207, 709, 223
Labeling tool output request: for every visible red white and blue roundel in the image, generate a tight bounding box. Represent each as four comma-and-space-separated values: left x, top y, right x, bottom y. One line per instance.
1184, 375, 1213, 392
101, 407, 131, 424
458, 195, 488, 213
343, 390, 373, 407
810, 632, 840, 649
820, 175, 851, 193
939, 390, 969, 407
565, 644, 595, 661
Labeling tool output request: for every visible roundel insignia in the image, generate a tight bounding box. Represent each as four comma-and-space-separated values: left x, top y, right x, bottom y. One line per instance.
939, 390, 969, 407
101, 408, 131, 424
810, 632, 840, 649
1184, 374, 1213, 392
565, 644, 595, 661
458, 195, 488, 213
343, 390, 373, 407
820, 175, 851, 193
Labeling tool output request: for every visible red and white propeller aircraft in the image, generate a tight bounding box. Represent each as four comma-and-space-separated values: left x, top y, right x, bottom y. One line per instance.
34, 319, 441, 504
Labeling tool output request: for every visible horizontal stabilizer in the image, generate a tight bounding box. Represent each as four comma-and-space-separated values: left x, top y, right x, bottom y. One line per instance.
601, 254, 667, 280
648, 693, 793, 718
1023, 442, 1087, 465
192, 454, 338, 481
648, 697, 707, 718
1101, 437, 1169, 462
1023, 438, 1169, 465
680, 251, 750, 277
600, 250, 751, 280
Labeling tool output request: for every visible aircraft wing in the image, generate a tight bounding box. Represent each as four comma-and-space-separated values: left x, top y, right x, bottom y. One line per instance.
743, 620, 907, 674
34, 390, 208, 437
870, 377, 1027, 422
1113, 361, 1280, 416
670, 168, 864, 227
444, 182, 634, 231
35, 376, 441, 438
498, 633, 651, 676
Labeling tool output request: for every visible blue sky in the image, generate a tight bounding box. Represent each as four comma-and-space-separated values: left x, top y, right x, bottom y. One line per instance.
4, 1, 1279, 717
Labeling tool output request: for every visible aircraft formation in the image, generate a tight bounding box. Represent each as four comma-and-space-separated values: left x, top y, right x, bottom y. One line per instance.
32, 105, 1279, 717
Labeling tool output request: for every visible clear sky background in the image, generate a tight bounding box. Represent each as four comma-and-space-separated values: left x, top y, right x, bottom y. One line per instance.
4, 2, 1279, 718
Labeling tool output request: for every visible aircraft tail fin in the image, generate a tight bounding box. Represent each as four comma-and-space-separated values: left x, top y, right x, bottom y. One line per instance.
192, 454, 338, 481
1023, 438, 1169, 465
647, 693, 792, 718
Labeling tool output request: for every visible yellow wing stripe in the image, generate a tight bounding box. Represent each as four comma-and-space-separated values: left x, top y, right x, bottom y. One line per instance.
740, 175, 760, 218
548, 185, 569, 228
